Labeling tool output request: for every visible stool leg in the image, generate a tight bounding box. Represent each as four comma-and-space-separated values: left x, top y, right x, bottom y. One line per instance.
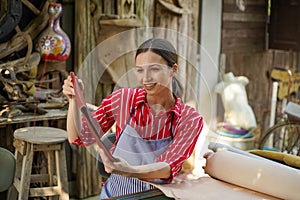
14, 150, 22, 181
48, 151, 55, 200
18, 143, 34, 200
6, 150, 23, 200
55, 143, 69, 200
47, 151, 55, 186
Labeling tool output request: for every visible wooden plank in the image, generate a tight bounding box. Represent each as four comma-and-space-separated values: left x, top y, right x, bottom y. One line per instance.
13, 139, 27, 155
22, 0, 41, 15
32, 144, 62, 152
103, 0, 112, 15
291, 52, 298, 68
177, 14, 188, 99
297, 52, 300, 68
222, 37, 265, 52
223, 21, 265, 29
223, 3, 266, 13
0, 108, 67, 125
223, 13, 267, 22
223, 0, 266, 6
186, 1, 199, 101
222, 29, 265, 38
153, 3, 166, 38
100, 19, 142, 27
80, 147, 87, 198
222, 44, 265, 53
74, 0, 85, 72
272, 50, 291, 68
86, 147, 92, 196
29, 186, 61, 197
13, 177, 21, 193
222, 35, 265, 43
124, 52, 139, 88
18, 143, 34, 200
55, 145, 69, 199
47, 151, 54, 186
6, 125, 14, 151
136, 0, 155, 27
14, 150, 23, 179
30, 174, 49, 183
0, 128, 6, 149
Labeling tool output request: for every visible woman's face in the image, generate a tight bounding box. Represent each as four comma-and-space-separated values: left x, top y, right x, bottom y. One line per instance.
135, 51, 175, 97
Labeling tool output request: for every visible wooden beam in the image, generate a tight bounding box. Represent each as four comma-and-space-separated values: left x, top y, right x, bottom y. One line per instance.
22, 0, 41, 15
99, 18, 142, 27
223, 13, 266, 22
29, 186, 61, 197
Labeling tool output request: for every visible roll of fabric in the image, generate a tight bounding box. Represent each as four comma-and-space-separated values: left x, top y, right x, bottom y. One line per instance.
205, 150, 300, 200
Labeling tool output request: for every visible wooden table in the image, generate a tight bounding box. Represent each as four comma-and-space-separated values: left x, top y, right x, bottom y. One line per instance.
0, 108, 67, 126
0, 108, 67, 152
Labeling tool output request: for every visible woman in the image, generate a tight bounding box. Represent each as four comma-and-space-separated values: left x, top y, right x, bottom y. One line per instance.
62, 38, 204, 199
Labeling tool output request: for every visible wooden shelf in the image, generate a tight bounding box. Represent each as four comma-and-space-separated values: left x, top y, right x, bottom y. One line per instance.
99, 18, 142, 27
0, 108, 67, 126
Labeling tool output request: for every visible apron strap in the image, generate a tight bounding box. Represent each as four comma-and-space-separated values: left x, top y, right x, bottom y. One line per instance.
170, 112, 175, 139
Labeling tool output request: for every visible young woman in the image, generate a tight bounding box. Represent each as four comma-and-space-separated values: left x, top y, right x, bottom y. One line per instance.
62, 38, 204, 199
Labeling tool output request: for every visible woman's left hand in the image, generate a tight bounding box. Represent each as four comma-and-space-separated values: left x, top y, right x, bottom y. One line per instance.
98, 148, 171, 179
98, 148, 135, 177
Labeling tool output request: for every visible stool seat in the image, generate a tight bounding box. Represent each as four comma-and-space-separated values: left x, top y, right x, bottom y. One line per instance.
12, 126, 69, 200
14, 126, 67, 144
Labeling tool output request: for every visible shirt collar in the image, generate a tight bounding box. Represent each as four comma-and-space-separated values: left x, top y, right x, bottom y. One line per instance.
134, 88, 182, 118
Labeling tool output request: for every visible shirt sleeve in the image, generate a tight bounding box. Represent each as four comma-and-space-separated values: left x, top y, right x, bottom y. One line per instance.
70, 89, 122, 146
157, 111, 203, 182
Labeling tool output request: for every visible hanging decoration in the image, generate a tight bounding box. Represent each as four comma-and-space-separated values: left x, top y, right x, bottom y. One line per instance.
37, 3, 71, 62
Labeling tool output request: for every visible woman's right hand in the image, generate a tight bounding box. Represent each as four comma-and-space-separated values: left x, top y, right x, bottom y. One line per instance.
62, 75, 75, 100
62, 74, 85, 100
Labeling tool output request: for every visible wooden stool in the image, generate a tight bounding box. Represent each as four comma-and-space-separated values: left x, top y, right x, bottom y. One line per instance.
13, 126, 69, 200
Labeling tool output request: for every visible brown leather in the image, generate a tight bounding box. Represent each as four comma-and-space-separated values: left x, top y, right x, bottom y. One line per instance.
70, 72, 116, 162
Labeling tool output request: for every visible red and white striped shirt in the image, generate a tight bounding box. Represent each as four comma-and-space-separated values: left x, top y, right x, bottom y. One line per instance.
72, 88, 203, 181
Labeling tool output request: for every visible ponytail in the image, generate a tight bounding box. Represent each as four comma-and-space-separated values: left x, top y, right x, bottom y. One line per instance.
172, 76, 183, 98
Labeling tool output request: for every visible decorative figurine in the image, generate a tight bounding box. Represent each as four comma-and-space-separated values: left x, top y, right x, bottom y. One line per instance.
214, 72, 257, 130
37, 3, 71, 62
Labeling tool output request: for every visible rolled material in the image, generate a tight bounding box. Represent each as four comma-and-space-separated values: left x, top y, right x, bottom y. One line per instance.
205, 150, 300, 200
208, 142, 262, 159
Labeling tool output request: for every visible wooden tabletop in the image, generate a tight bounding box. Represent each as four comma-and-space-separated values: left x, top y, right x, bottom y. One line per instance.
14, 126, 68, 144
0, 108, 67, 126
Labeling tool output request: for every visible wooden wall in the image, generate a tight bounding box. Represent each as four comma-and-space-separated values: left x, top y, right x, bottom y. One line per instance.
72, 0, 200, 198
153, 0, 199, 102
75, 0, 200, 105
222, 0, 267, 53
221, 0, 300, 139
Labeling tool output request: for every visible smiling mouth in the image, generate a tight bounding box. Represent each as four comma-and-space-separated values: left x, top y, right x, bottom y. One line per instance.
144, 83, 156, 90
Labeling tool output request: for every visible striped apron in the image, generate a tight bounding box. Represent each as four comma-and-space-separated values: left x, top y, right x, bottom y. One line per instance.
100, 113, 174, 199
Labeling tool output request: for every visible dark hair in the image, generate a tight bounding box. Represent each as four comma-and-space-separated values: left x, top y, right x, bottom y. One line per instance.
135, 38, 183, 97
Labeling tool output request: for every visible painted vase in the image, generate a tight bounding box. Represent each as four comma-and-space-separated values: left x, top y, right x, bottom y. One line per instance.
37, 3, 71, 62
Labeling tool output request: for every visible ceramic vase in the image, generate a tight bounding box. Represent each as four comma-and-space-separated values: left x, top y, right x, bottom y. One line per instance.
37, 3, 71, 62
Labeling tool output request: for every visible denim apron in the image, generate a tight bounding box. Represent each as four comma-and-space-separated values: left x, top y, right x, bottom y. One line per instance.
100, 110, 174, 199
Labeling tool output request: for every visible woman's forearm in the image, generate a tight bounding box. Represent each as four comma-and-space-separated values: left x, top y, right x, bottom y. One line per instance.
114, 161, 171, 179
134, 162, 171, 180
98, 148, 172, 180
66, 98, 82, 142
